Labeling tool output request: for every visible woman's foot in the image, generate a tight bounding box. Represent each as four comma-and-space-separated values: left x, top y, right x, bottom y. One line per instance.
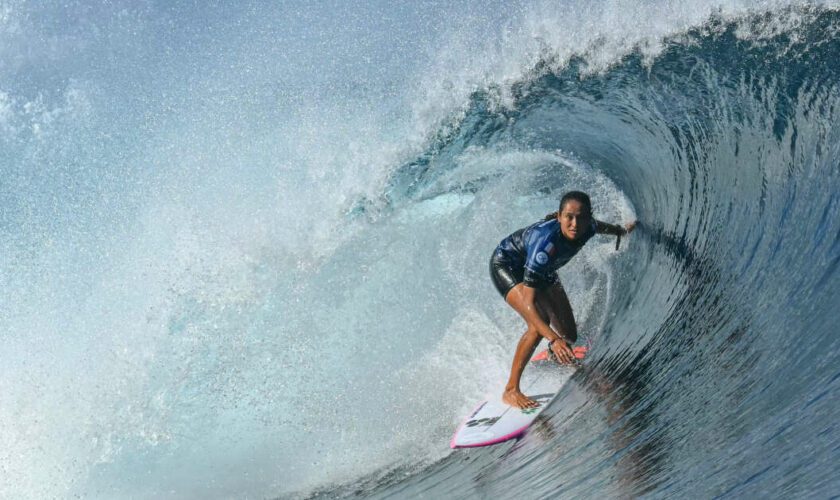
503, 387, 538, 409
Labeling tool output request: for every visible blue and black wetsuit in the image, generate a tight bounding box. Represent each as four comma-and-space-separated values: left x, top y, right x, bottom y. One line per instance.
489, 218, 598, 299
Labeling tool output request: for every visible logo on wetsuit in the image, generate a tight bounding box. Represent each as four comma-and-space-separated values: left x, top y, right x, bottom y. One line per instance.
535, 251, 549, 265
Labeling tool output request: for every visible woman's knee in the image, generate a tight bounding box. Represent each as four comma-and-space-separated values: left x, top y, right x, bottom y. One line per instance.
521, 325, 541, 343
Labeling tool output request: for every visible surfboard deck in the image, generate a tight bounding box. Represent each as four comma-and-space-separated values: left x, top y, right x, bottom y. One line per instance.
450, 346, 587, 449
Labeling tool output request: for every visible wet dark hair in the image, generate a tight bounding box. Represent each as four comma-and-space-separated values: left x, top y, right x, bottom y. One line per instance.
544, 191, 593, 220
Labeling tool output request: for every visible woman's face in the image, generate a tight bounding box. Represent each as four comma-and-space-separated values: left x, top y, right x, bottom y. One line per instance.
557, 200, 591, 240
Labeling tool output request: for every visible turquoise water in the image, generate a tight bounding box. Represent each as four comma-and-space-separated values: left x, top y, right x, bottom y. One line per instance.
2, 2, 839, 498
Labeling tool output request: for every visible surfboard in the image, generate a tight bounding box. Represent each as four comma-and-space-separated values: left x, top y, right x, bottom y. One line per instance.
450, 346, 587, 449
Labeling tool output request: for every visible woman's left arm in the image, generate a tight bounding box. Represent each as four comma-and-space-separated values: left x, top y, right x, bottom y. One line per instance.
595, 219, 637, 235
595, 220, 637, 250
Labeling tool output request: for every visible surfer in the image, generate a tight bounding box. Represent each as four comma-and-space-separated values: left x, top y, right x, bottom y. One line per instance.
490, 191, 636, 409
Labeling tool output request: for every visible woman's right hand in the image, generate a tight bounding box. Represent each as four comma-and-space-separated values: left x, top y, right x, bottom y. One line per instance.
550, 339, 575, 364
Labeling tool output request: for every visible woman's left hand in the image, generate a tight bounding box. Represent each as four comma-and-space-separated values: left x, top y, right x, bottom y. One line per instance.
624, 221, 637, 234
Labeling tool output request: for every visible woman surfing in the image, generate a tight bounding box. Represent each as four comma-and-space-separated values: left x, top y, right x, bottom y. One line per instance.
489, 191, 636, 409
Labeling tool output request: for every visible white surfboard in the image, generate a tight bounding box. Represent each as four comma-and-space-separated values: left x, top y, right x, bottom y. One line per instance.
450, 347, 586, 449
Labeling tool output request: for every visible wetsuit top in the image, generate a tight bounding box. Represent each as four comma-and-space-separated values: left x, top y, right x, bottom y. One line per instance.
495, 218, 598, 288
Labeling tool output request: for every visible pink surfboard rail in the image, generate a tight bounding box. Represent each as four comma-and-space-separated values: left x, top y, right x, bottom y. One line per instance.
450, 423, 531, 448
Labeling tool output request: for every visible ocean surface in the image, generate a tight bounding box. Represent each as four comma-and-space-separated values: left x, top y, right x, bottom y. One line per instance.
1, 1, 839, 498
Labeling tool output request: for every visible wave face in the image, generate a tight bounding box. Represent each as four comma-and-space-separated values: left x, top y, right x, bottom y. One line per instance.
2, 2, 840, 499
356, 8, 840, 500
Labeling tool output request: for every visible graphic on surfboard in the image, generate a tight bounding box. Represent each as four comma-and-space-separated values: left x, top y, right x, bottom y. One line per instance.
450, 346, 587, 449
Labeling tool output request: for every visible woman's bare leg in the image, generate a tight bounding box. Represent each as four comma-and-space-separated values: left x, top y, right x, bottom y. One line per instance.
502, 283, 552, 408
501, 282, 582, 408
502, 325, 542, 408
537, 283, 577, 344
